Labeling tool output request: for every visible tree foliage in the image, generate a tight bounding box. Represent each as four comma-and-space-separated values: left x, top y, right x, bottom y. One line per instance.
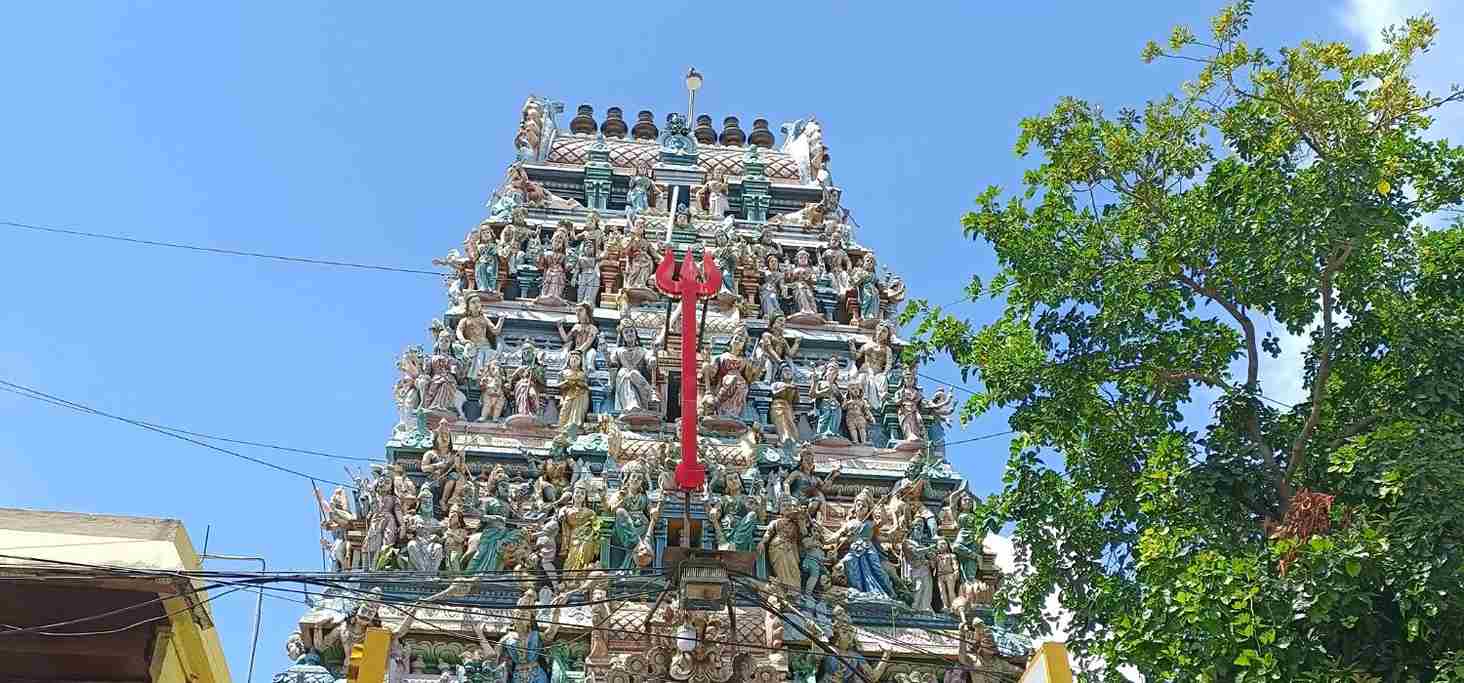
905, 3, 1464, 680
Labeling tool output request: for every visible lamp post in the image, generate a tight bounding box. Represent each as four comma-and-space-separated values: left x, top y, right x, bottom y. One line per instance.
685, 67, 703, 125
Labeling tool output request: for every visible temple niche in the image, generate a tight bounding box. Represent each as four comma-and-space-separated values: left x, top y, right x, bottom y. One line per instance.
274, 95, 1031, 683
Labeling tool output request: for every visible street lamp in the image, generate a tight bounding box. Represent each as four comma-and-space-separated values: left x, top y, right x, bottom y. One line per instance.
685, 67, 703, 123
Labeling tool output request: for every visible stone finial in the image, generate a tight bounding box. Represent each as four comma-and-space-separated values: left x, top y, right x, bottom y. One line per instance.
601, 107, 628, 138
718, 116, 746, 147
570, 104, 597, 135
693, 114, 717, 145
631, 110, 659, 140
748, 118, 775, 148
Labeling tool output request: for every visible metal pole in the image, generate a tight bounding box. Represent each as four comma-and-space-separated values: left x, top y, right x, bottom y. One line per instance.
203, 553, 266, 683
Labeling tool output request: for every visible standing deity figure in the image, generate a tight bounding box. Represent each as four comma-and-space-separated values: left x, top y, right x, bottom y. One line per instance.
609, 320, 659, 414
422, 331, 465, 417
476, 357, 507, 422
787, 249, 823, 322
701, 326, 757, 420
818, 608, 894, 683
812, 357, 848, 441
521, 234, 544, 274
833, 488, 897, 598
442, 505, 469, 572
515, 97, 545, 159
557, 302, 600, 373
494, 589, 566, 683
577, 210, 604, 253
510, 344, 547, 420
711, 217, 742, 298
556, 483, 600, 571
767, 363, 801, 445
609, 469, 654, 569
475, 239, 501, 296
621, 218, 659, 293
756, 500, 805, 591
849, 322, 896, 411
934, 539, 961, 614
624, 166, 659, 220
758, 253, 788, 319
365, 467, 401, 570
393, 350, 424, 440
894, 368, 941, 446
942, 488, 986, 587
696, 172, 730, 217
557, 349, 591, 429
851, 252, 889, 326
823, 228, 854, 297
708, 470, 762, 551
536, 229, 570, 304
843, 383, 876, 445
315, 486, 355, 570
784, 443, 842, 506
757, 314, 801, 381
456, 294, 505, 378
573, 240, 601, 306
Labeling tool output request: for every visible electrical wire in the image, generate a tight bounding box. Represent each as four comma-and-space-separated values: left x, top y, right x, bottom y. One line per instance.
1, 220, 445, 277
0, 380, 355, 489
1, 586, 249, 638
0, 385, 373, 463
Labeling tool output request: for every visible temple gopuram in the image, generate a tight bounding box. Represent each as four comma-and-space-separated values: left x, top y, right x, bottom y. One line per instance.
274, 93, 1033, 683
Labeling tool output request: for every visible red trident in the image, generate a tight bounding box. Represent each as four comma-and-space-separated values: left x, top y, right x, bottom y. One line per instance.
654, 247, 722, 491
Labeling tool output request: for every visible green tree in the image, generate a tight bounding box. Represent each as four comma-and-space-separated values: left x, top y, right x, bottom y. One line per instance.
906, 3, 1464, 680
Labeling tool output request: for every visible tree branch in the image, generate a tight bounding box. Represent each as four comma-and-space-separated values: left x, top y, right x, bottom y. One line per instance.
1286, 241, 1354, 483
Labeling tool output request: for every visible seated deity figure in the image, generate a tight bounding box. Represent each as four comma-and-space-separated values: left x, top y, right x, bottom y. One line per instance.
701, 326, 757, 421
609, 320, 659, 416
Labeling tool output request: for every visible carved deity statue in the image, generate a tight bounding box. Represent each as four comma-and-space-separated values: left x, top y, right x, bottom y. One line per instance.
476, 356, 507, 422
493, 589, 566, 683
475, 239, 501, 296
757, 500, 805, 591
557, 348, 590, 429
556, 483, 600, 571
833, 488, 896, 598
422, 330, 465, 417
624, 166, 659, 220
812, 357, 849, 442
851, 252, 894, 326
621, 218, 660, 293
843, 382, 877, 445
695, 172, 730, 218
758, 252, 788, 319
756, 314, 801, 379
505, 163, 581, 211
701, 326, 757, 420
510, 343, 547, 420
573, 240, 601, 306
818, 607, 894, 683
609, 468, 655, 569
823, 228, 854, 296
849, 321, 896, 411
557, 302, 600, 373
707, 470, 762, 551
456, 294, 505, 378
767, 363, 801, 445
609, 320, 659, 414
536, 228, 570, 305
787, 249, 823, 322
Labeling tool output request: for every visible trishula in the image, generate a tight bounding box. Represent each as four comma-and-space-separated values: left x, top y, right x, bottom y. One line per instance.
654, 247, 722, 491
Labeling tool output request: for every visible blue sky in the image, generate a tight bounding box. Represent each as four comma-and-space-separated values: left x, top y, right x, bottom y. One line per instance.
3, 1, 1457, 678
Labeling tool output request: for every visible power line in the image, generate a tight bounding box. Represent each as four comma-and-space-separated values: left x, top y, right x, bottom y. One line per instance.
0, 385, 374, 463
1, 220, 445, 277
0, 379, 354, 489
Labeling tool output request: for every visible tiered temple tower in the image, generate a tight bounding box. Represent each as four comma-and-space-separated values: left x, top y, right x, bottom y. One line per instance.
276, 95, 1033, 683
